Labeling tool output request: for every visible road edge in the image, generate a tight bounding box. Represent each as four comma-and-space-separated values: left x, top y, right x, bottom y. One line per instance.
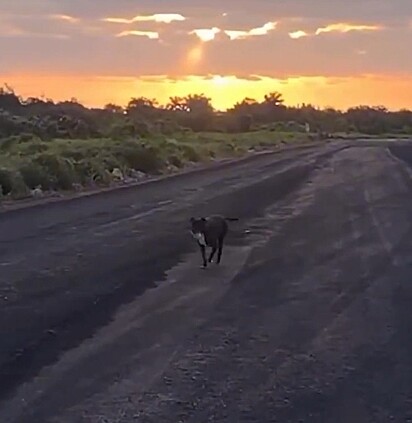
0, 141, 323, 215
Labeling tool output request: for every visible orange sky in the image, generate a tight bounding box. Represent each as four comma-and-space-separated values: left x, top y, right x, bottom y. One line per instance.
3, 73, 412, 111
1, 1, 412, 110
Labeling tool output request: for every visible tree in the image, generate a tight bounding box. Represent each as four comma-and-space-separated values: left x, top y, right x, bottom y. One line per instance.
184, 94, 214, 114
229, 98, 259, 114
166, 94, 214, 131
167, 94, 213, 114
346, 106, 389, 134
259, 91, 286, 122
167, 96, 190, 112
126, 97, 159, 119
104, 103, 124, 114
0, 85, 21, 113
263, 91, 284, 107
238, 114, 253, 132
127, 97, 158, 110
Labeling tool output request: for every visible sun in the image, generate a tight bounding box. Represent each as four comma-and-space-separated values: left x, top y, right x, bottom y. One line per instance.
211, 75, 229, 86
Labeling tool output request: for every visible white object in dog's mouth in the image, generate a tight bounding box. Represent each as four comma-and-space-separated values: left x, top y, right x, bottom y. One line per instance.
191, 232, 206, 246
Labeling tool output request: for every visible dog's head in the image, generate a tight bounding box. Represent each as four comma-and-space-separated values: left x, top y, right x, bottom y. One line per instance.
190, 217, 207, 246
190, 217, 207, 233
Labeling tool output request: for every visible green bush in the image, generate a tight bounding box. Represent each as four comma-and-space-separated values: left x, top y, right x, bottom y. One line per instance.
0, 167, 28, 197
179, 144, 201, 162
1, 126, 312, 200
16, 133, 41, 143
0, 135, 19, 151
133, 120, 151, 137
0, 168, 14, 195
107, 121, 136, 139
112, 142, 164, 173
33, 153, 76, 190
18, 162, 52, 189
15, 140, 50, 155
74, 158, 111, 185
168, 154, 184, 168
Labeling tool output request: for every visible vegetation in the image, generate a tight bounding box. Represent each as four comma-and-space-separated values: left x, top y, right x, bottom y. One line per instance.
0, 84, 411, 200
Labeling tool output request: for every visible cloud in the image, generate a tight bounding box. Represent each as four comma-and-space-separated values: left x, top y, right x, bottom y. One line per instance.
201, 74, 264, 82
288, 22, 383, 40
47, 14, 80, 24
190, 27, 221, 42
0, 20, 25, 37
189, 21, 277, 42
1, 2, 411, 83
138, 75, 175, 83
224, 21, 277, 40
315, 23, 383, 35
0, 18, 69, 39
289, 30, 309, 39
0, 29, 69, 39
116, 30, 159, 39
103, 14, 186, 24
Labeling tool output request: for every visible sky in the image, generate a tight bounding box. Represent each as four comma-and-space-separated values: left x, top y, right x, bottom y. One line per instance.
1, 0, 412, 110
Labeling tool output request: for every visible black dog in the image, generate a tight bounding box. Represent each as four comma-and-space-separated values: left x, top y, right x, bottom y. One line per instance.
190, 215, 238, 268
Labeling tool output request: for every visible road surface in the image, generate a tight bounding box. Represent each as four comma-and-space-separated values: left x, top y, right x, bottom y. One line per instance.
1, 141, 412, 422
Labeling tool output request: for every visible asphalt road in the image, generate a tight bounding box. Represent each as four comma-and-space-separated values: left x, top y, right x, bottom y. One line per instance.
1, 140, 412, 422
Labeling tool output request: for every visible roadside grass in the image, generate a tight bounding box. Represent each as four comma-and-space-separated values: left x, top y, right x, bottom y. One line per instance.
0, 130, 313, 199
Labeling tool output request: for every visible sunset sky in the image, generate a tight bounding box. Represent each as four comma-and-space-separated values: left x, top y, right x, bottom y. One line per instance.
1, 0, 412, 110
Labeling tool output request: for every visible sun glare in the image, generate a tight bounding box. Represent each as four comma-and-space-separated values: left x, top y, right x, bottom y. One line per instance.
211, 75, 229, 86
190, 27, 220, 42
186, 45, 203, 66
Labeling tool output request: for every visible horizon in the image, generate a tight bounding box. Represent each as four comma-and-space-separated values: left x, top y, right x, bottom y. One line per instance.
1, 0, 412, 110
3, 79, 412, 113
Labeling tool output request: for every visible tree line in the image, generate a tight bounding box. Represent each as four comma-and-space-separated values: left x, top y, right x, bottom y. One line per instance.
1, 85, 411, 140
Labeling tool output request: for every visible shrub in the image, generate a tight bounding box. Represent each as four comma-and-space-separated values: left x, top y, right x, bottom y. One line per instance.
133, 120, 151, 137
238, 114, 253, 132
168, 154, 184, 168
0, 167, 28, 197
0, 136, 18, 151
18, 162, 52, 189
15, 140, 50, 155
0, 168, 14, 195
16, 133, 40, 143
180, 144, 201, 162
107, 121, 137, 139
99, 154, 122, 172
33, 153, 76, 190
74, 158, 112, 185
112, 142, 164, 173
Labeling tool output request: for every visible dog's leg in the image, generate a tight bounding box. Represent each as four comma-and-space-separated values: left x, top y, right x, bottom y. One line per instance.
217, 236, 224, 264
208, 245, 217, 263
199, 244, 207, 268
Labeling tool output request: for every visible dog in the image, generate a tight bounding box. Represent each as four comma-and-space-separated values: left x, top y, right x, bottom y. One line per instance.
190, 215, 238, 268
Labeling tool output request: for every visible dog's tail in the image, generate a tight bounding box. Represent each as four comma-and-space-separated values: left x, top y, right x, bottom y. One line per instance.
224, 217, 239, 222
